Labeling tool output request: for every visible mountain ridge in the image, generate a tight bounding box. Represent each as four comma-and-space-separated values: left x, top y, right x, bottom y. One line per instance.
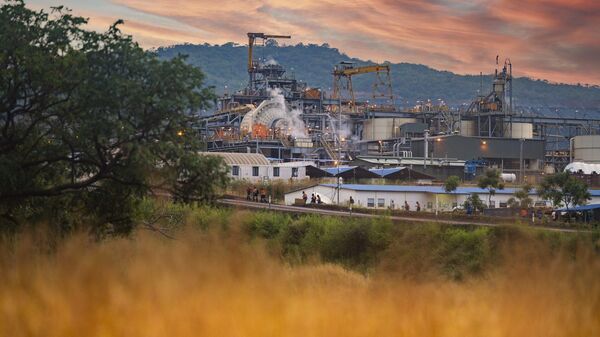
156, 43, 600, 110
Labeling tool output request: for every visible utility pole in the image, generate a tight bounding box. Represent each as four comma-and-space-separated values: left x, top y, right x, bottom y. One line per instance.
337, 94, 342, 205
424, 129, 429, 169
519, 138, 524, 184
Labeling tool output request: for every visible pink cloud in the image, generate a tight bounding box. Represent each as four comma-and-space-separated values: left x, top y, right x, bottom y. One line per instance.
73, 0, 600, 84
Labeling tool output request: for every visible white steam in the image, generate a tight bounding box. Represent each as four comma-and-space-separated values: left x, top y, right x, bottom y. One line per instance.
263, 57, 279, 66
267, 88, 307, 138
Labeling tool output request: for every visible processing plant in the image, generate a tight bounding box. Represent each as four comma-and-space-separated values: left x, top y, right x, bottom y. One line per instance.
199, 32, 600, 183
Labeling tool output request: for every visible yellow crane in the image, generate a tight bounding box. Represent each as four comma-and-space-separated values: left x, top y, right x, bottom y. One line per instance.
332, 63, 394, 113
247, 33, 291, 73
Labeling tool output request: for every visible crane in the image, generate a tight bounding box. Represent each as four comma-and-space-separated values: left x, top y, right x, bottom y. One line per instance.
332, 62, 394, 113
247, 32, 291, 78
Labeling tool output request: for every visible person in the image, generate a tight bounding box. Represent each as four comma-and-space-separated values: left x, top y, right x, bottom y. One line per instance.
349, 196, 354, 207
252, 186, 258, 202
316, 194, 322, 204
310, 193, 316, 204
416, 201, 421, 212
246, 186, 252, 201
260, 187, 267, 203
404, 201, 410, 211
390, 200, 395, 210
302, 191, 308, 205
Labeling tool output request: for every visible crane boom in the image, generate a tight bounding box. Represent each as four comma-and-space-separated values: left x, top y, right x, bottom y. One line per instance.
247, 32, 291, 72
333, 64, 390, 77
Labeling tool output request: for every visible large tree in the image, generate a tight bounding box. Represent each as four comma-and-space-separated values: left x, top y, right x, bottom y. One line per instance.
0, 1, 228, 233
538, 172, 590, 210
477, 169, 504, 208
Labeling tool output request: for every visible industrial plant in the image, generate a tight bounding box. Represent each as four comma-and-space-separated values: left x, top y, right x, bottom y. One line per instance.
200, 32, 600, 183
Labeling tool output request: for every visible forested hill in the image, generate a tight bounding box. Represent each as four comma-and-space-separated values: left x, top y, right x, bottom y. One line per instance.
156, 43, 600, 110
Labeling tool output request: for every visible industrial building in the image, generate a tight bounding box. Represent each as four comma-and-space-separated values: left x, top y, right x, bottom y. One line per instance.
199, 32, 600, 183
284, 184, 600, 212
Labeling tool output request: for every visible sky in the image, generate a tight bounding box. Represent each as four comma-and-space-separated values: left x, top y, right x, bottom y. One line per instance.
28, 0, 600, 85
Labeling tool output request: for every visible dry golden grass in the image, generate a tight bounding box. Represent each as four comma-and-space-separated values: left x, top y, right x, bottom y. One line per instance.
0, 227, 599, 337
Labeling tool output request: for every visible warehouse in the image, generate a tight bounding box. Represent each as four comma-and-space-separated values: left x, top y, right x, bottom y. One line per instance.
284, 184, 600, 212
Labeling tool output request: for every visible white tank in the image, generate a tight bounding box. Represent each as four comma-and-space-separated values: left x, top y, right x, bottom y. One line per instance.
504, 122, 533, 139
500, 173, 516, 182
362, 118, 416, 141
544, 164, 556, 174
573, 135, 600, 163
460, 120, 476, 136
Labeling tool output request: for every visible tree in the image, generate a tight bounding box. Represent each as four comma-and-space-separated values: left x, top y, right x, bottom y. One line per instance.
444, 175, 460, 208
444, 175, 460, 193
477, 169, 504, 208
0, 1, 228, 233
538, 172, 590, 210
507, 184, 533, 209
464, 194, 485, 213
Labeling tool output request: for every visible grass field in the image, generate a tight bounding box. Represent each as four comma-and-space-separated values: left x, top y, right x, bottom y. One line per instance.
1, 204, 599, 336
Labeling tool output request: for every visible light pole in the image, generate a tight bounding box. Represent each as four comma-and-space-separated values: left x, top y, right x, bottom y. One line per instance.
519, 138, 524, 184
337, 93, 342, 205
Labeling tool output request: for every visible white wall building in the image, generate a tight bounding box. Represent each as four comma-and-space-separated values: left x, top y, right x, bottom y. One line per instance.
204, 152, 312, 182
285, 184, 600, 212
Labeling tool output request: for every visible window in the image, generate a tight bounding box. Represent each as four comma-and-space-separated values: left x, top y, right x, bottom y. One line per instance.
231, 165, 240, 176
489, 200, 495, 208
291, 167, 299, 177
273, 167, 280, 177
377, 198, 385, 208
367, 198, 375, 207
252, 166, 259, 177
499, 202, 507, 208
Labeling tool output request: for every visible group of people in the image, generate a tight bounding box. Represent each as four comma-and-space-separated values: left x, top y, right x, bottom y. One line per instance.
390, 200, 421, 212
301, 191, 323, 205
246, 186, 268, 203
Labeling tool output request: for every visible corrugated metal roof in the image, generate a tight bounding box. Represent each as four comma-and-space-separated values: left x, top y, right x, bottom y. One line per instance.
369, 167, 405, 177
320, 184, 528, 195
322, 166, 357, 175
320, 183, 600, 196
202, 152, 270, 166
556, 204, 600, 211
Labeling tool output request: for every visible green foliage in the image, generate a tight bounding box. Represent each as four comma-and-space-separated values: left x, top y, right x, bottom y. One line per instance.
477, 169, 505, 207
464, 193, 486, 212
511, 184, 533, 208
379, 224, 494, 280
444, 175, 460, 193
245, 211, 293, 240
539, 172, 591, 210
0, 1, 227, 233
438, 228, 492, 280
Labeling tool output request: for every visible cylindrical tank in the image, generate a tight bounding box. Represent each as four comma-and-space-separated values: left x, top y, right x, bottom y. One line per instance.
362, 118, 416, 140
460, 120, 476, 136
504, 122, 533, 139
544, 164, 556, 174
573, 135, 600, 163
500, 173, 516, 182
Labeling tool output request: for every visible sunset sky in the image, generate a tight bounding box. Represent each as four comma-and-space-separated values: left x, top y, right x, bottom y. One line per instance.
29, 0, 600, 85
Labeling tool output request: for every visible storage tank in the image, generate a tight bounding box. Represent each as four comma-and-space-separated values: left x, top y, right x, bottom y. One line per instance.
500, 173, 516, 183
573, 135, 600, 163
460, 120, 476, 136
362, 118, 416, 140
504, 122, 533, 139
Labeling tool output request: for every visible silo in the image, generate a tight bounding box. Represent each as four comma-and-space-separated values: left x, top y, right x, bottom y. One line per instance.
362, 118, 417, 140
504, 122, 533, 139
573, 135, 600, 163
460, 120, 476, 136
